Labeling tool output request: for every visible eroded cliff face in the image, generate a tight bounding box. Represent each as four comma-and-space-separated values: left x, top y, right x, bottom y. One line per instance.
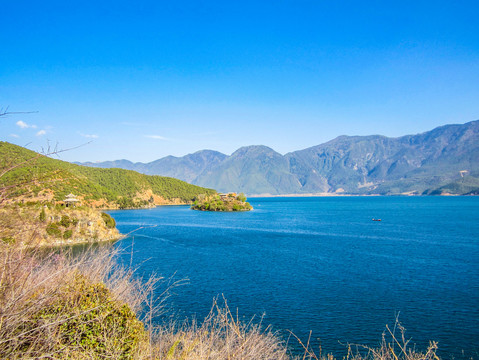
0, 204, 121, 247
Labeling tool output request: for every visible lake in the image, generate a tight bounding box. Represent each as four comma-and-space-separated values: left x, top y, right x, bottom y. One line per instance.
108, 196, 479, 358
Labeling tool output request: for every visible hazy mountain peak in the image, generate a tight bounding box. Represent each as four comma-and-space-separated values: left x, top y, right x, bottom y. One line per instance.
231, 145, 280, 157
191, 149, 227, 156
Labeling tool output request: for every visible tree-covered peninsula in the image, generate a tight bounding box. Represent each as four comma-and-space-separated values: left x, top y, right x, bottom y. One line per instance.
0, 141, 215, 209
191, 192, 253, 211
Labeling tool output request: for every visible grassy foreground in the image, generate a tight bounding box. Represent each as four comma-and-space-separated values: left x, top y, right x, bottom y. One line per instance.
0, 243, 443, 360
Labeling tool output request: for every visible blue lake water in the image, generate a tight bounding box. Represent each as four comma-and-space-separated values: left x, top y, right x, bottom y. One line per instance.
108, 197, 479, 358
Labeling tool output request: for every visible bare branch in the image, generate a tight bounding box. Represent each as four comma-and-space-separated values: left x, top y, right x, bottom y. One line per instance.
0, 107, 38, 117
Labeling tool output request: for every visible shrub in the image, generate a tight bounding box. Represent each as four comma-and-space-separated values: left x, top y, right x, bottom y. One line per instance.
39, 208, 46, 222
101, 212, 116, 229
0, 246, 153, 359
71, 217, 79, 226
1, 236, 15, 244
29, 274, 148, 358
59, 215, 71, 227
63, 229, 73, 239
46, 223, 62, 237
117, 197, 135, 209
236, 193, 247, 202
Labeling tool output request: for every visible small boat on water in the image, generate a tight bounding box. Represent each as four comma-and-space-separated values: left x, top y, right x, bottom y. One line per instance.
372, 218, 382, 221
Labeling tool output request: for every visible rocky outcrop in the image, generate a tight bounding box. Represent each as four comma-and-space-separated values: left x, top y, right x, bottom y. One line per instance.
0, 204, 121, 247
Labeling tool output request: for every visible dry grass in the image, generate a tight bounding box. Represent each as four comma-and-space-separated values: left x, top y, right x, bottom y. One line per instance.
293, 318, 441, 360
149, 307, 443, 360
150, 297, 291, 359
0, 243, 156, 359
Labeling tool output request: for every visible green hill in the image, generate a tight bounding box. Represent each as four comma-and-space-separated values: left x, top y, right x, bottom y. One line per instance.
0, 142, 216, 208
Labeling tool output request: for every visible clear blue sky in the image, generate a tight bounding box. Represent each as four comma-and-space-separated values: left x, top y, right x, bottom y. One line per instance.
1, 1, 478, 162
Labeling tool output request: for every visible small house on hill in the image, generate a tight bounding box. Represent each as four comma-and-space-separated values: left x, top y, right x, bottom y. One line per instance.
64, 193, 80, 207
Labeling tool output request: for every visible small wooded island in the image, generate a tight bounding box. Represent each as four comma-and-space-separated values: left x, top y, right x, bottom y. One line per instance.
191, 193, 253, 211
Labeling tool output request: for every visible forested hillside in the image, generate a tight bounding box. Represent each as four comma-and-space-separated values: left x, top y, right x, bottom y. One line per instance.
0, 142, 215, 208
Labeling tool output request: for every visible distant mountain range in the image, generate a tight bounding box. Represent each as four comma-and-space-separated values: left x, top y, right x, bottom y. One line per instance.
79, 120, 479, 196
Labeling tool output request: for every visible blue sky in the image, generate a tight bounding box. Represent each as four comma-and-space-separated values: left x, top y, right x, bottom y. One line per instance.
1, 1, 478, 162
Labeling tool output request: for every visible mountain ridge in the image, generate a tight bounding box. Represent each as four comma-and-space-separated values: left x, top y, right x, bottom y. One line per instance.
79, 120, 479, 196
